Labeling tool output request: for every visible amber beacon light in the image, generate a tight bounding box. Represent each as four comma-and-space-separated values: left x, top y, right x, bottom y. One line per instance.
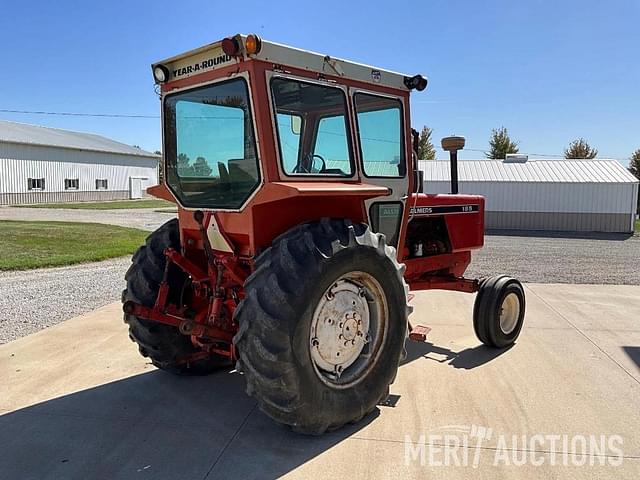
245, 34, 262, 55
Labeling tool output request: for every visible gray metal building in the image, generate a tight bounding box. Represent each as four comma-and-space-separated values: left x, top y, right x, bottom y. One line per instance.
0, 120, 159, 205
420, 158, 639, 233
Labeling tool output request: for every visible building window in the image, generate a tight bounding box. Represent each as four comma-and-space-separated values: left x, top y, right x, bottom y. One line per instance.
64, 178, 79, 190
95, 179, 108, 190
27, 178, 45, 190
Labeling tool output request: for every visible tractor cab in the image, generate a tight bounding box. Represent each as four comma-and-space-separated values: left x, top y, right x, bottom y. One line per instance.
123, 34, 526, 435
150, 34, 428, 257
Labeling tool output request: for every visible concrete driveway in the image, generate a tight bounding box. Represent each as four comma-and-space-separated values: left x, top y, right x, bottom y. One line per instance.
1, 284, 638, 479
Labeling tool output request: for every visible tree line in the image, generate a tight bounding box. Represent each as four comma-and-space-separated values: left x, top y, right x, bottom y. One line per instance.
417, 126, 640, 180
177, 153, 213, 177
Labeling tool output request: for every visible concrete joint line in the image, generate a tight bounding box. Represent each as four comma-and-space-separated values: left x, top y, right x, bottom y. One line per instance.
525, 285, 640, 386
203, 403, 258, 479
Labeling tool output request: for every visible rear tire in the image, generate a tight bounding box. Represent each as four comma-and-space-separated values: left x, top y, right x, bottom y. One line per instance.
473, 275, 525, 348
233, 219, 410, 434
122, 219, 230, 375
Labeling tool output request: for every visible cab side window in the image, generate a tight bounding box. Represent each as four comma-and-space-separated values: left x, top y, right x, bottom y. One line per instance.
271, 77, 353, 176
354, 93, 405, 177
275, 113, 302, 173
313, 115, 351, 175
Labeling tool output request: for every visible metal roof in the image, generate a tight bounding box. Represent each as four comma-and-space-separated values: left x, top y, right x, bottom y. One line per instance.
0, 120, 159, 158
419, 159, 638, 184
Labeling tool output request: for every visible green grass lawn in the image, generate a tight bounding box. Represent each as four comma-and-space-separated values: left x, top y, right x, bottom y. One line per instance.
636, 219, 640, 232
16, 199, 173, 210
0, 220, 147, 270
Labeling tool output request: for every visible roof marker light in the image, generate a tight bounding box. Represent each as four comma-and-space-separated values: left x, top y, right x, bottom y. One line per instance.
245, 34, 262, 55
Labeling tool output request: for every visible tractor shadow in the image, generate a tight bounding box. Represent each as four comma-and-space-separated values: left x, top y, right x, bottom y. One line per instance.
622, 346, 640, 370
402, 338, 513, 369
1, 341, 511, 479
0, 368, 379, 480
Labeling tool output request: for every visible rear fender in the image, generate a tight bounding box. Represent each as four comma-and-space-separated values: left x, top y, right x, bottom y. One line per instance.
147, 184, 177, 203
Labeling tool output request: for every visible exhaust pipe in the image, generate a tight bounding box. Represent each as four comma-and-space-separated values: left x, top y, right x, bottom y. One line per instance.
441, 136, 465, 194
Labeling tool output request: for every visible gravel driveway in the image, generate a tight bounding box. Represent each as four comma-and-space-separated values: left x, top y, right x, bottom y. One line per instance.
0, 206, 176, 231
467, 231, 640, 285
0, 257, 130, 344
1, 218, 638, 344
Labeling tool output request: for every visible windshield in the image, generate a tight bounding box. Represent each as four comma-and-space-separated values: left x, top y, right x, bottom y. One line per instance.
164, 78, 260, 209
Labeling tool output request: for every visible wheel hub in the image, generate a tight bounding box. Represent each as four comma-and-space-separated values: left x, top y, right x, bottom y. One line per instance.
310, 280, 370, 376
499, 292, 520, 334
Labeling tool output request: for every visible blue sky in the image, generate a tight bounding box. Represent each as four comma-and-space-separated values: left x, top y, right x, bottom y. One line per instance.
1, 0, 638, 163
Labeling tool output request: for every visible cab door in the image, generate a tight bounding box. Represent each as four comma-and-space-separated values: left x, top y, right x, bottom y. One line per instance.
350, 90, 410, 249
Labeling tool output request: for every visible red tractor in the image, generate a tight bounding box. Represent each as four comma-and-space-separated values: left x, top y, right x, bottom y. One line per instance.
122, 34, 526, 434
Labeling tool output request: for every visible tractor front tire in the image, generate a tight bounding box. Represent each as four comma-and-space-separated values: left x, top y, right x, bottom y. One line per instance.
122, 218, 229, 375
473, 275, 525, 348
234, 219, 410, 435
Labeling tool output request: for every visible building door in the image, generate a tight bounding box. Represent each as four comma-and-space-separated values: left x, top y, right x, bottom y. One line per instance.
129, 177, 143, 199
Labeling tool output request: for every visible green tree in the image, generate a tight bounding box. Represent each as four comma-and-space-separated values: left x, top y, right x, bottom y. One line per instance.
177, 153, 194, 176
418, 126, 436, 160
629, 149, 640, 179
193, 156, 213, 176
564, 138, 598, 159
486, 127, 519, 159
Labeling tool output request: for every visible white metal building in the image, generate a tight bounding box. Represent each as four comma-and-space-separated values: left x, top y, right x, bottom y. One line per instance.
0, 120, 159, 205
420, 158, 639, 233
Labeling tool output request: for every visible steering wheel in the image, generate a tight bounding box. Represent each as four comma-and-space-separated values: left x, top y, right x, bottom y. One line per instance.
309, 154, 326, 173
293, 153, 327, 173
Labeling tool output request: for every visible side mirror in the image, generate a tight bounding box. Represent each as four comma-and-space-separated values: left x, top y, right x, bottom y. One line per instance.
291, 115, 302, 135
411, 128, 419, 154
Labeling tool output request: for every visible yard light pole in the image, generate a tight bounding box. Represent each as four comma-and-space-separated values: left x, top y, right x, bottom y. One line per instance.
441, 136, 465, 194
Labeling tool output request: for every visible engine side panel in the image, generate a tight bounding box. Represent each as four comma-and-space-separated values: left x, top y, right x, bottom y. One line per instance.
407, 193, 484, 254
401, 193, 484, 287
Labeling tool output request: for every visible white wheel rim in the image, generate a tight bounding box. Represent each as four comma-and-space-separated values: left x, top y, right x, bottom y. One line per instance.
309, 271, 387, 389
499, 292, 520, 335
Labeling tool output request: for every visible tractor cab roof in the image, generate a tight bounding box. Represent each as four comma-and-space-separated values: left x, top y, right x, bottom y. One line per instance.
152, 34, 425, 93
